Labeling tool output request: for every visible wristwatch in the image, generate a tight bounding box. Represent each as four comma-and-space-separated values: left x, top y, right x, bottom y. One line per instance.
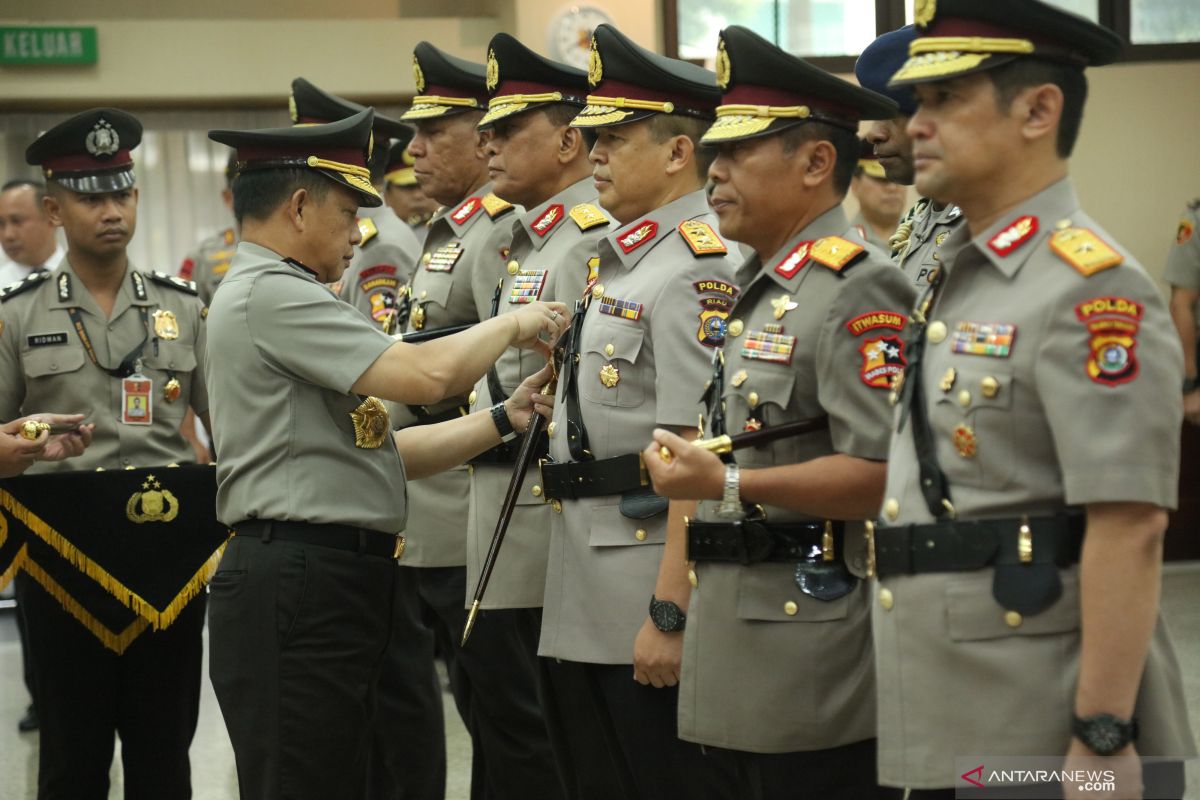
1071, 712, 1138, 756
1183, 376, 1199, 394
490, 403, 518, 443
714, 463, 742, 520
648, 595, 686, 632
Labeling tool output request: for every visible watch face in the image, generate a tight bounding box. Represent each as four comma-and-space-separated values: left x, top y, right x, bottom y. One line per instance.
547, 5, 614, 70
651, 600, 680, 632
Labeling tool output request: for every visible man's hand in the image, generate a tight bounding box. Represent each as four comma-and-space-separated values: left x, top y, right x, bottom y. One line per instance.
0, 413, 93, 477
1184, 389, 1200, 426
642, 428, 724, 501
1062, 739, 1142, 800
632, 617, 682, 688
503, 363, 556, 433
509, 301, 570, 359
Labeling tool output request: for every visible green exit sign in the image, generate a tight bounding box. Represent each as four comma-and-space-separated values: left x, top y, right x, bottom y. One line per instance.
0, 26, 97, 66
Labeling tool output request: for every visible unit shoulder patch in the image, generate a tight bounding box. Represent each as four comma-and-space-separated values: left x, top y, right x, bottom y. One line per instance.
358, 217, 379, 246
1050, 227, 1123, 277
481, 193, 515, 219
0, 270, 51, 302
809, 237, 865, 272
569, 203, 610, 231
148, 271, 199, 296
678, 220, 727, 257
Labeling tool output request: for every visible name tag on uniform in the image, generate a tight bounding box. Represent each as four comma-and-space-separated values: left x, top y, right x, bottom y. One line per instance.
426, 242, 464, 272
508, 270, 547, 304
26, 332, 68, 347
122, 375, 153, 426
950, 321, 1016, 358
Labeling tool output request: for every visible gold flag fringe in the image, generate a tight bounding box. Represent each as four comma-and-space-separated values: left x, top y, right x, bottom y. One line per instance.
0, 487, 231, 633
21, 554, 149, 655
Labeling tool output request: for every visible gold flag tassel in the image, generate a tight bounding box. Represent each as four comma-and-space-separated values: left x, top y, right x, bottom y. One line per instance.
21, 553, 150, 655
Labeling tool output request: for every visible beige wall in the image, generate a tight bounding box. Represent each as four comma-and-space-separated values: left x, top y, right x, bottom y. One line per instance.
1, 5, 1197, 282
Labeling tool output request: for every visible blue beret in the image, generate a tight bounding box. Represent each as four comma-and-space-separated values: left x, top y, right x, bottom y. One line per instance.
855, 26, 918, 116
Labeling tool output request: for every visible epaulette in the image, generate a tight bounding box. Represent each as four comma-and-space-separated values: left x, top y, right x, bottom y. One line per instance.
1050, 227, 1123, 277
481, 193, 514, 219
810, 236, 866, 272
0, 270, 51, 302
148, 271, 199, 295
569, 203, 610, 232
222, 227, 236, 246
358, 217, 379, 246
678, 220, 728, 257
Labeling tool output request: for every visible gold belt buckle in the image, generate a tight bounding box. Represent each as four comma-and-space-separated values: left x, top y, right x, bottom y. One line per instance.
864, 520, 876, 579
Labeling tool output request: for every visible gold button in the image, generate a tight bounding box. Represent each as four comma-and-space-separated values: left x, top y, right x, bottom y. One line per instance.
604, 343, 615, 357
784, 601, 798, 616
879, 587, 894, 611
1055, 218, 1072, 230
1004, 610, 1022, 628
957, 389, 971, 407
688, 569, 698, 588
748, 391, 760, 409
422, 252, 432, 264
980, 376, 1000, 399
728, 319, 744, 337
531, 485, 543, 497
507, 259, 520, 275
592, 284, 604, 298
635, 529, 647, 541
883, 498, 899, 521
547, 421, 557, 437
927, 321, 948, 344
468, 390, 478, 406
552, 499, 562, 513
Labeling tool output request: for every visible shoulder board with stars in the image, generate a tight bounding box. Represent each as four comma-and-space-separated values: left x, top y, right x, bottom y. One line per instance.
1050, 227, 1123, 277
809, 236, 865, 272
481, 193, 514, 219
0, 270, 51, 303
678, 220, 727, 257
148, 271, 199, 296
357, 217, 379, 246
569, 203, 610, 231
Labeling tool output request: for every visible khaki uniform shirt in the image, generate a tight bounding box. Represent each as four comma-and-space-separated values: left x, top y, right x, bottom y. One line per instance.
538, 190, 740, 664
681, 207, 914, 754
336, 204, 421, 328
1164, 199, 1200, 330
180, 227, 237, 307
394, 186, 519, 566
465, 179, 613, 609
875, 178, 1197, 788
0, 258, 207, 471
893, 199, 964, 290
206, 242, 405, 533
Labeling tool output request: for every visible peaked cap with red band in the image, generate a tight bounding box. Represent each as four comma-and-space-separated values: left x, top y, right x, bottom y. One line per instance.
478, 32, 589, 129
26, 108, 142, 194
401, 42, 489, 121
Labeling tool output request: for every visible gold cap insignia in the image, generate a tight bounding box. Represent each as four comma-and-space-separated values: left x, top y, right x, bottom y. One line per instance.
413, 55, 426, 93
716, 38, 731, 89
153, 309, 180, 340
126, 475, 180, 523
588, 37, 603, 87
914, 0, 936, 28
486, 48, 500, 92
351, 396, 390, 449
288, 94, 299, 123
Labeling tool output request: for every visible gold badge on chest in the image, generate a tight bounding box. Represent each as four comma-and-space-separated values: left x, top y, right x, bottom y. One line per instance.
351, 397, 390, 449
952, 423, 976, 458
153, 309, 180, 340
599, 363, 620, 388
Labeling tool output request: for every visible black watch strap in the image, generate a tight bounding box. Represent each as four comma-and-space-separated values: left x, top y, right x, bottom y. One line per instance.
490, 403, 517, 443
1071, 713, 1138, 756
649, 595, 687, 632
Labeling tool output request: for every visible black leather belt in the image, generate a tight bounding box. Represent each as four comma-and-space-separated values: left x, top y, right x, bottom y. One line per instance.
872, 512, 1084, 576
234, 519, 403, 559
540, 454, 646, 500
686, 520, 845, 565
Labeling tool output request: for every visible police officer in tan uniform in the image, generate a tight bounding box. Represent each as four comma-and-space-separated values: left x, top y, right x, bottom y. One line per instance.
643, 26, 910, 799
287, 78, 422, 330
1, 108, 211, 800
462, 32, 616, 798
1164, 199, 1200, 425
203, 109, 567, 800
855, 24, 964, 287
535, 24, 741, 800
870, 2, 1196, 796
178, 152, 238, 306
376, 42, 550, 800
